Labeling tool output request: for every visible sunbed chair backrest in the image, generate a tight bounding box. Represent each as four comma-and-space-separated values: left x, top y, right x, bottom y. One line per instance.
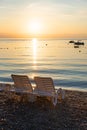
34, 77, 55, 95
11, 74, 33, 92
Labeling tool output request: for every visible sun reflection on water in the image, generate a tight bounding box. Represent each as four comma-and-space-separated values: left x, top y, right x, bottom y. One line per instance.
32, 38, 37, 68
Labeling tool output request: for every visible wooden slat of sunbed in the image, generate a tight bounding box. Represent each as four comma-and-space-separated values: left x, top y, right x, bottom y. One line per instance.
34, 77, 55, 95
11, 74, 33, 93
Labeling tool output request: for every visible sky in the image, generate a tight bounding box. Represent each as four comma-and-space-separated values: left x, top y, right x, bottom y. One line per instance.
0, 0, 87, 38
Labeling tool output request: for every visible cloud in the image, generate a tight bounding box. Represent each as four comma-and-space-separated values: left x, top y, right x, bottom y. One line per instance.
0, 6, 7, 9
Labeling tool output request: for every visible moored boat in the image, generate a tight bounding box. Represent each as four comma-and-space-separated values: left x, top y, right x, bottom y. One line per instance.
74, 41, 84, 45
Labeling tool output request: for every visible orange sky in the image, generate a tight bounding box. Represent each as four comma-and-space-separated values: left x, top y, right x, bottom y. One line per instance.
0, 0, 87, 38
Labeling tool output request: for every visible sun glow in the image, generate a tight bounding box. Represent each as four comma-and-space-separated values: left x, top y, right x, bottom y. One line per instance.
28, 20, 43, 34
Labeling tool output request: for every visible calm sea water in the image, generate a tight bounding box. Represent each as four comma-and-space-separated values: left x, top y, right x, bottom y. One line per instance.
0, 38, 87, 91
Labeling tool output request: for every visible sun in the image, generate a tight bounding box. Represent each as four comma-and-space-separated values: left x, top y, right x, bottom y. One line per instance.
28, 20, 42, 34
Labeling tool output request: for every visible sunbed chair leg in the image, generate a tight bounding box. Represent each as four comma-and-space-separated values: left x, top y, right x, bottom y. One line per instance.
52, 95, 57, 106
57, 88, 65, 100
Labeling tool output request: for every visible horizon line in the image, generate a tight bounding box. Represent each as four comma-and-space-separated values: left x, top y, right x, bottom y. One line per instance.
0, 33, 87, 39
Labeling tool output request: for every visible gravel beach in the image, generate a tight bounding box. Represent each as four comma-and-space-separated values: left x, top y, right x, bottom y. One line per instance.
0, 90, 87, 130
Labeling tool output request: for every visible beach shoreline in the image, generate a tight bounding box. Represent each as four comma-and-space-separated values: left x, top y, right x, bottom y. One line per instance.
0, 89, 87, 130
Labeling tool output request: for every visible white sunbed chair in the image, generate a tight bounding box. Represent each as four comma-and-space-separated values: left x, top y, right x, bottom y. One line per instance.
11, 74, 37, 102
34, 77, 65, 106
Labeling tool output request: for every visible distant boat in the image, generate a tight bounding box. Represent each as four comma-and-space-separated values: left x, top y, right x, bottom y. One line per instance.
69, 40, 75, 43
74, 45, 79, 48
69, 40, 84, 45
74, 41, 84, 45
